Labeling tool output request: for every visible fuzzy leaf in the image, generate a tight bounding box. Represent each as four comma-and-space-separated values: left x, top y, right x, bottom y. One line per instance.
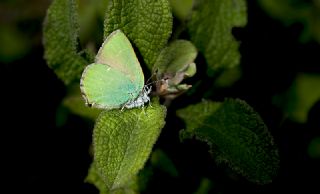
188, 0, 247, 75
85, 163, 109, 194
177, 99, 279, 184
86, 162, 139, 194
94, 101, 166, 191
104, 0, 173, 69
43, 0, 88, 84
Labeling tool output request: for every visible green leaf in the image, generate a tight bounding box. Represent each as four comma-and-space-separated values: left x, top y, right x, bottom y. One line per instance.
78, 0, 109, 44
94, 100, 166, 191
193, 178, 212, 194
55, 105, 69, 127
308, 137, 320, 159
273, 73, 320, 123
0, 25, 31, 63
154, 40, 197, 97
169, 0, 194, 21
154, 40, 197, 74
258, 0, 310, 42
43, 0, 88, 84
86, 162, 139, 194
104, 0, 173, 69
177, 99, 279, 184
62, 84, 101, 120
85, 163, 109, 194
214, 66, 242, 88
63, 95, 101, 120
188, 0, 247, 75
150, 149, 178, 177
136, 165, 153, 193
258, 0, 320, 43
258, 0, 309, 24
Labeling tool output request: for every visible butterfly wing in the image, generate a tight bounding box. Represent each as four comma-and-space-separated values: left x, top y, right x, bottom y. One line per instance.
96, 30, 144, 92
80, 63, 139, 109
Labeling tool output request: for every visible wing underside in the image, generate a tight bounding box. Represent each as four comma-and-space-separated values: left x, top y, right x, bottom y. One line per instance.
96, 30, 144, 89
80, 63, 141, 109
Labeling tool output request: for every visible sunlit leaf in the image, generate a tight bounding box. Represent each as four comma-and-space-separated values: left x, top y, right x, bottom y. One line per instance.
94, 100, 166, 191
104, 0, 173, 69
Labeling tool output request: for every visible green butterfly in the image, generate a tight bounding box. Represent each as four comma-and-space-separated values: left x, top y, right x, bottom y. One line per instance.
80, 30, 151, 110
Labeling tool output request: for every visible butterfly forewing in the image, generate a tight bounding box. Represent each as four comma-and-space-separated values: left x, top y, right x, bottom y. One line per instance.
96, 30, 144, 92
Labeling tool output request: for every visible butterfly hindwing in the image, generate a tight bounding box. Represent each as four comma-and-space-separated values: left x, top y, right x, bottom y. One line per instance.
80, 63, 140, 109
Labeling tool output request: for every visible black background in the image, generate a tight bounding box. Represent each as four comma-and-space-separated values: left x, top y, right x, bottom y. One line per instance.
2, 1, 320, 193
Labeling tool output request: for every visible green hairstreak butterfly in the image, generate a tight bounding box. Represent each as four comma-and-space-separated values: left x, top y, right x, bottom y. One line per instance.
80, 30, 150, 110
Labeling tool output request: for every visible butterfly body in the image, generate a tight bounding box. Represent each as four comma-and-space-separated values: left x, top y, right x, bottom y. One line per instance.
124, 86, 151, 109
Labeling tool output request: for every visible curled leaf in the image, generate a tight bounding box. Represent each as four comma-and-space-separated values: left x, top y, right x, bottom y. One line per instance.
154, 40, 197, 99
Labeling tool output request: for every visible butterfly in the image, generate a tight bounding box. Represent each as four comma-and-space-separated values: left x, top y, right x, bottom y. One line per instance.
80, 30, 151, 110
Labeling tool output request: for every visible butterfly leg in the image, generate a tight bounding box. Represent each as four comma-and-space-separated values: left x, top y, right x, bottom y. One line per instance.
144, 86, 152, 108
141, 105, 150, 117
121, 105, 125, 112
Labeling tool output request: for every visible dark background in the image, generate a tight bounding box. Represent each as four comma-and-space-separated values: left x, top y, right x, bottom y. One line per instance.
2, 0, 320, 193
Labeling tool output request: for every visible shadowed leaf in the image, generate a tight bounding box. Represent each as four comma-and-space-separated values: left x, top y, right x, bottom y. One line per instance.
43, 0, 88, 84
177, 99, 279, 184
273, 73, 320, 123
188, 0, 247, 76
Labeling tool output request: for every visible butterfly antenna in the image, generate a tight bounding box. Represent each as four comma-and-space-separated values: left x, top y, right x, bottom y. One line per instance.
145, 78, 167, 87
145, 70, 157, 85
